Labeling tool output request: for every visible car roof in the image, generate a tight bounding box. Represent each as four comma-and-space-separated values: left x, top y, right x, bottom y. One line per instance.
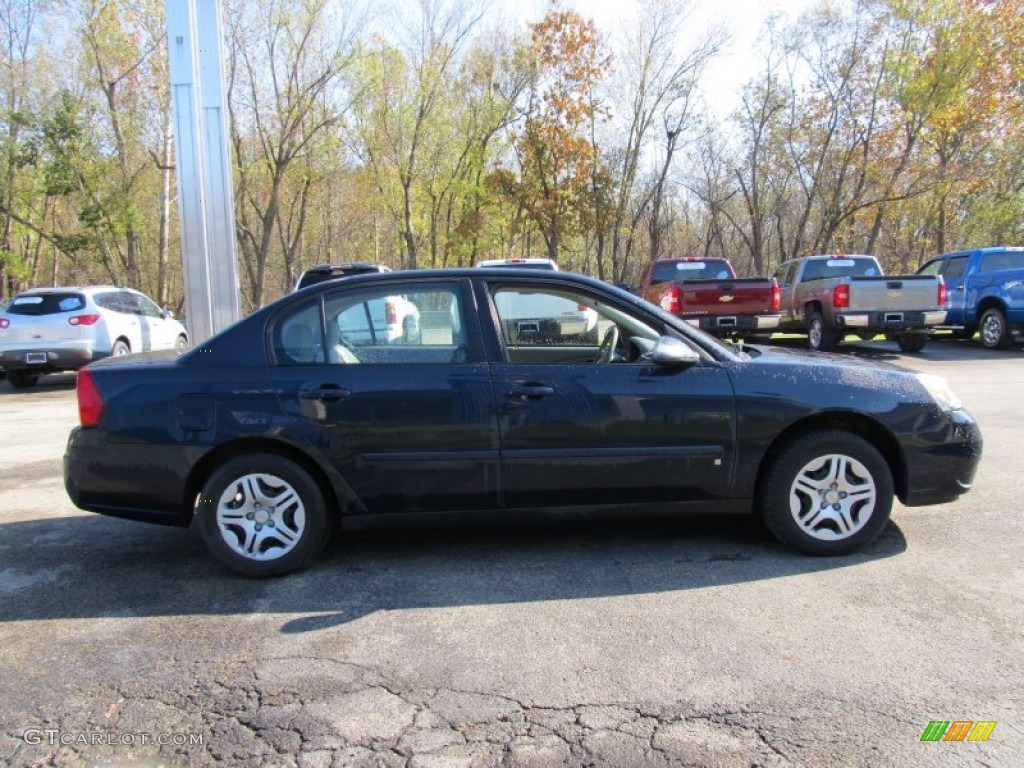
14, 285, 123, 295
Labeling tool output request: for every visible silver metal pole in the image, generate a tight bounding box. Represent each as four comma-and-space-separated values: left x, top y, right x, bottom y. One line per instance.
196, 0, 240, 333
166, 0, 240, 346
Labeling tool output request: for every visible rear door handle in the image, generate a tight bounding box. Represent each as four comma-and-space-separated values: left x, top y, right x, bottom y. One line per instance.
299, 385, 352, 402
508, 382, 555, 399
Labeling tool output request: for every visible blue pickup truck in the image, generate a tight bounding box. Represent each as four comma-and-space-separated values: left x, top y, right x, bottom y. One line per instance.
917, 247, 1024, 349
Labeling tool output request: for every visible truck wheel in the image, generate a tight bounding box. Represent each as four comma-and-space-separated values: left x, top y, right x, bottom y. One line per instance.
7, 370, 39, 389
807, 309, 839, 352
196, 453, 330, 577
759, 430, 893, 556
896, 333, 928, 353
979, 308, 1013, 350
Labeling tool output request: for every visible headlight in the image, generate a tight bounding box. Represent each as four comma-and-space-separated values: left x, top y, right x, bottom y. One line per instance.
915, 373, 963, 412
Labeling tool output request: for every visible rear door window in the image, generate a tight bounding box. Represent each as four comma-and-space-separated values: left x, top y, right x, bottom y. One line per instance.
7, 292, 86, 315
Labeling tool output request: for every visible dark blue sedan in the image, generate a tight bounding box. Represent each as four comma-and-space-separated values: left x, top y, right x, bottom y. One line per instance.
64, 269, 982, 576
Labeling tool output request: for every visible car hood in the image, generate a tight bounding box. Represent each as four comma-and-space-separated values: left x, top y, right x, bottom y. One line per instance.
745, 343, 912, 373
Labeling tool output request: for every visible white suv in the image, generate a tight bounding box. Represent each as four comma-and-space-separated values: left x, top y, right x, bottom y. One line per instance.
0, 286, 188, 388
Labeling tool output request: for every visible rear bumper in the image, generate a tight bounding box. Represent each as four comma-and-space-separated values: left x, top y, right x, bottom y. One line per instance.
687, 314, 782, 334
835, 310, 946, 331
64, 426, 199, 527
0, 340, 103, 372
902, 408, 983, 506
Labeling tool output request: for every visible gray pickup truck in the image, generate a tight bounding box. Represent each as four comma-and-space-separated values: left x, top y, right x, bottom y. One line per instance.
773, 255, 947, 352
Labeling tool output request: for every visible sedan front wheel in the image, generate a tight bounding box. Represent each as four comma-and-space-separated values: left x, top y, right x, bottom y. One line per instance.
197, 453, 330, 577
759, 430, 893, 555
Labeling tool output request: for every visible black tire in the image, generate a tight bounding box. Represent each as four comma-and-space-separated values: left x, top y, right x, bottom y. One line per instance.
759, 430, 894, 556
979, 307, 1013, 350
896, 333, 928, 353
196, 453, 330, 577
7, 370, 39, 389
175, 334, 189, 353
111, 339, 131, 356
806, 309, 840, 352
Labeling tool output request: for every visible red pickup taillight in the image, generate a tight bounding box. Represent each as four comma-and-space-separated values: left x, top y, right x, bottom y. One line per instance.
69, 314, 101, 326
833, 284, 850, 309
77, 368, 105, 428
938, 280, 947, 307
661, 286, 681, 314
771, 280, 781, 312
385, 300, 397, 325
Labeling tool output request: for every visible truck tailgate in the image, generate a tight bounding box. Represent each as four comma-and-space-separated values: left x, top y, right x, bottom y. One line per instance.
680, 278, 776, 317
849, 276, 942, 311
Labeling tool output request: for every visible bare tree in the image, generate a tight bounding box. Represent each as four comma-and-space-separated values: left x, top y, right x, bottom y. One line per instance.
226, 0, 363, 308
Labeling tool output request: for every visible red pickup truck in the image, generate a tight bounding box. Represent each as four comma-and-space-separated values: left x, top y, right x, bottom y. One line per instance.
638, 257, 781, 337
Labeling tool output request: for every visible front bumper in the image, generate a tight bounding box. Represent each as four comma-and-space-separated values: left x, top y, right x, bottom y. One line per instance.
902, 408, 983, 506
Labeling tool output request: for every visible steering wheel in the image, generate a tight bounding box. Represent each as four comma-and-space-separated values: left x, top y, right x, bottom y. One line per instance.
598, 325, 620, 363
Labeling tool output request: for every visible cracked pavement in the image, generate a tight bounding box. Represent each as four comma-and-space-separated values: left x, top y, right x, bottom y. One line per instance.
1, 342, 1023, 767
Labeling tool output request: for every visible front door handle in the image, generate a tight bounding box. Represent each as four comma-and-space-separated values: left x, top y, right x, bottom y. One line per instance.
299, 385, 352, 402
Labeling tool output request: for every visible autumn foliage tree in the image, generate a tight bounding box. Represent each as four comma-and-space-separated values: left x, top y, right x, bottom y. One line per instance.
489, 1, 611, 265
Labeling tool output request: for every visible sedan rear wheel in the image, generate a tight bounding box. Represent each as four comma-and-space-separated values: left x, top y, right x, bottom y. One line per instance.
759, 430, 893, 555
197, 453, 329, 577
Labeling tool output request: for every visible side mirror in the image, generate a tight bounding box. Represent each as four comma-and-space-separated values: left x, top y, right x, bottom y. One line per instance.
651, 335, 700, 368
162, 309, 175, 319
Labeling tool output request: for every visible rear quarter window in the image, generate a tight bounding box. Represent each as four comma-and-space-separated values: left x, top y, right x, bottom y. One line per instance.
7, 292, 86, 315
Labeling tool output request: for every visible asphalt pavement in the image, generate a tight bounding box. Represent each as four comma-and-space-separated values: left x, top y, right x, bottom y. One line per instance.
0, 339, 1021, 767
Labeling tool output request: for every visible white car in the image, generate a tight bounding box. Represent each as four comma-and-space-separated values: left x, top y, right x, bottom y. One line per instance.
0, 286, 188, 389
476, 257, 559, 271
335, 294, 421, 347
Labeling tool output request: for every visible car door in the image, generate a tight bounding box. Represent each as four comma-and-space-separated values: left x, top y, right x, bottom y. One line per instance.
774, 261, 799, 326
270, 279, 499, 516
924, 256, 968, 325
479, 279, 736, 509
131, 292, 178, 350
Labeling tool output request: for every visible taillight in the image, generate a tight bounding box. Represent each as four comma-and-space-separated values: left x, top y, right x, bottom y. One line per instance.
938, 280, 947, 307
385, 300, 397, 325
661, 286, 681, 314
0, 317, 8, 329
833, 284, 850, 309
69, 314, 101, 326
77, 369, 105, 428
771, 281, 781, 312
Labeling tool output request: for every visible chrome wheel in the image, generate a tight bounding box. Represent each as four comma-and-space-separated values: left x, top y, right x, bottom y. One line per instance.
789, 453, 876, 541
808, 316, 823, 349
215, 472, 306, 561
979, 308, 1010, 349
